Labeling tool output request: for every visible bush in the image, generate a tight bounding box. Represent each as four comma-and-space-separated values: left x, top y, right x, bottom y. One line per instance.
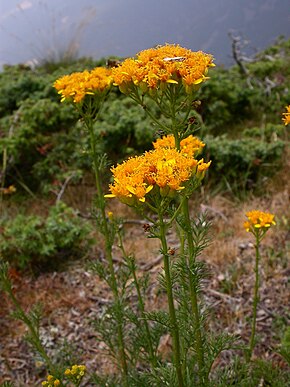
0, 202, 93, 271
205, 134, 285, 193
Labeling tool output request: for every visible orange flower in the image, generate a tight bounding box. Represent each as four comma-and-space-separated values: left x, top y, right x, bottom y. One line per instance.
105, 135, 210, 205
112, 44, 214, 95
54, 67, 112, 103
153, 134, 205, 157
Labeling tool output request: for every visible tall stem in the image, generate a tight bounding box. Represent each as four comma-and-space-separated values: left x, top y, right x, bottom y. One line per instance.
85, 117, 129, 385
248, 234, 260, 362
158, 212, 184, 387
117, 230, 157, 368
182, 198, 206, 385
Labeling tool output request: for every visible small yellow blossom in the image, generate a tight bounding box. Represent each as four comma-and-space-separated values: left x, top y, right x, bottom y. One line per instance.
41, 375, 60, 387
107, 211, 114, 220
54, 67, 112, 103
282, 105, 290, 125
244, 210, 276, 233
64, 364, 86, 382
112, 44, 214, 95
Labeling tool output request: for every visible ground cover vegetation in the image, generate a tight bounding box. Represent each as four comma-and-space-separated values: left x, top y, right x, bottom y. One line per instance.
0, 38, 289, 386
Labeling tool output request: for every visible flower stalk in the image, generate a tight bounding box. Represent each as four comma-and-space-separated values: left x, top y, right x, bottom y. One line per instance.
248, 233, 261, 362
243, 210, 276, 363
158, 211, 184, 387
182, 198, 206, 384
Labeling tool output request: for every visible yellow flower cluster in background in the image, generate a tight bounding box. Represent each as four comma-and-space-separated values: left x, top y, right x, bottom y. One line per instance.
282, 105, 290, 125
244, 210, 276, 233
112, 44, 214, 94
41, 375, 60, 387
54, 67, 112, 103
153, 134, 205, 157
64, 364, 86, 380
105, 135, 210, 205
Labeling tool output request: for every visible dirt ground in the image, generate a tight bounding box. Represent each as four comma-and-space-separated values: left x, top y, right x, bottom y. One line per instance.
0, 184, 289, 385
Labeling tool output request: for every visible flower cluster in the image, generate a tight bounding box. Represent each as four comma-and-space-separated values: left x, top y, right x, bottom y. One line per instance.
64, 364, 86, 383
105, 136, 210, 205
41, 375, 60, 387
112, 44, 214, 95
282, 105, 290, 126
153, 134, 205, 157
244, 210, 276, 233
54, 67, 112, 103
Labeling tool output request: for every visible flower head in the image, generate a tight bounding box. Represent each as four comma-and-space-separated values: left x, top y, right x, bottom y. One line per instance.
105, 135, 210, 205
244, 210, 276, 234
112, 44, 214, 95
54, 67, 112, 103
282, 105, 290, 126
153, 134, 205, 157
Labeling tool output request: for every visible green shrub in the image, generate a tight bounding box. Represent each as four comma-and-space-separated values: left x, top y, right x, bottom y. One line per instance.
205, 134, 285, 193
94, 95, 157, 160
0, 202, 93, 271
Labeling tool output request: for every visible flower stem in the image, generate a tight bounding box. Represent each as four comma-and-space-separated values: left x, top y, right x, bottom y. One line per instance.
158, 212, 184, 387
182, 198, 206, 385
248, 233, 261, 362
85, 117, 129, 385
117, 229, 157, 368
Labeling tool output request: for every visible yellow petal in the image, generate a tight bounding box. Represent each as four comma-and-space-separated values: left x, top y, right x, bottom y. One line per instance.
166, 79, 179, 84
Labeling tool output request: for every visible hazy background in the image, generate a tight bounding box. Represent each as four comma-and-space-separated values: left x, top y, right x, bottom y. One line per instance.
0, 0, 290, 68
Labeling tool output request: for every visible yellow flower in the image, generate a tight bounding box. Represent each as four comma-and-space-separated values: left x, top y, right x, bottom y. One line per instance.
105, 154, 154, 204
105, 135, 210, 204
153, 134, 205, 157
112, 44, 214, 94
282, 104, 290, 125
42, 374, 59, 387
54, 67, 112, 103
244, 210, 276, 233
64, 364, 86, 380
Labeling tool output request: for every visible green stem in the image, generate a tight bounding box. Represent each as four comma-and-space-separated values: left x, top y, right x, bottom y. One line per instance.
182, 198, 206, 385
248, 234, 261, 362
117, 230, 157, 368
85, 117, 129, 386
158, 211, 184, 387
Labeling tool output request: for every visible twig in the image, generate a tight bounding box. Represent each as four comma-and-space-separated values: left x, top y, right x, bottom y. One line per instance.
55, 173, 75, 203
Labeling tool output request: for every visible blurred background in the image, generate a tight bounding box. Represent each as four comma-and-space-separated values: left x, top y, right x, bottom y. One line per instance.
1, 0, 290, 69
